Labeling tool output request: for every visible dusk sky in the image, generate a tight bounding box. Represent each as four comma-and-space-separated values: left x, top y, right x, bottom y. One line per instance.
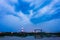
0, 0, 60, 32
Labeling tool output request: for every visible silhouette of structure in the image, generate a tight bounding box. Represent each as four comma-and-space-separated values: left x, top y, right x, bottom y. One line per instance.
34, 29, 42, 33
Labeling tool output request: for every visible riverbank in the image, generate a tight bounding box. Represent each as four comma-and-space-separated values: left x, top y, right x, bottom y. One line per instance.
0, 32, 60, 37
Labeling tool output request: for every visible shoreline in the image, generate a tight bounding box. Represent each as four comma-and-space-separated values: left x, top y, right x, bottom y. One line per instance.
0, 32, 60, 37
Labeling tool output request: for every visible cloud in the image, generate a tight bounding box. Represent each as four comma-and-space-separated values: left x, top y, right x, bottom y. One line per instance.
0, 0, 60, 32
0, 15, 19, 32
0, 0, 20, 18
30, 0, 60, 24
0, 0, 32, 24
37, 19, 60, 33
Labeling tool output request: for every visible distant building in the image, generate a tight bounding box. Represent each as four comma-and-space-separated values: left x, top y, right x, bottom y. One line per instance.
34, 29, 42, 33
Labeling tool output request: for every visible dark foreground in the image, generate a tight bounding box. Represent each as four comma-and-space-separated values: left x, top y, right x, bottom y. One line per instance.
0, 32, 60, 40
0, 32, 60, 37
0, 36, 60, 40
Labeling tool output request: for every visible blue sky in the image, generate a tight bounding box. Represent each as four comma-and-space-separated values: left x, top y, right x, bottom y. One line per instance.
0, 0, 60, 32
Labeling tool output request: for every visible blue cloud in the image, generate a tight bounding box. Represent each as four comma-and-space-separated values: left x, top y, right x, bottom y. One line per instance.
30, 0, 60, 24
30, 8, 60, 24
33, 0, 52, 12
14, 0, 34, 15
0, 0, 60, 32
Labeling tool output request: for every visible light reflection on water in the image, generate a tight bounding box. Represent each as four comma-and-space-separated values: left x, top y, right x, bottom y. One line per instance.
0, 36, 60, 40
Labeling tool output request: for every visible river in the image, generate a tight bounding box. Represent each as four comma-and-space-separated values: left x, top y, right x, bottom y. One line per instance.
0, 36, 60, 40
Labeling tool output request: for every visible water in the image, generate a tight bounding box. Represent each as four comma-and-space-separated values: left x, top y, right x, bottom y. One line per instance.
0, 36, 60, 40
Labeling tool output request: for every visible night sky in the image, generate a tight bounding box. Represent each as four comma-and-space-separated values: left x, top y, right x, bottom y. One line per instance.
0, 0, 60, 32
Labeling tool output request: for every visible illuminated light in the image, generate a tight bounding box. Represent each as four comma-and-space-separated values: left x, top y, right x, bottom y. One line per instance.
32, 30, 34, 33
21, 26, 24, 32
21, 30, 24, 32
11, 32, 13, 34
0, 32, 2, 34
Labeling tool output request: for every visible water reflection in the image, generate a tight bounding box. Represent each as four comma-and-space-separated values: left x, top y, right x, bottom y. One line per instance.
0, 35, 60, 40
34, 35, 43, 39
